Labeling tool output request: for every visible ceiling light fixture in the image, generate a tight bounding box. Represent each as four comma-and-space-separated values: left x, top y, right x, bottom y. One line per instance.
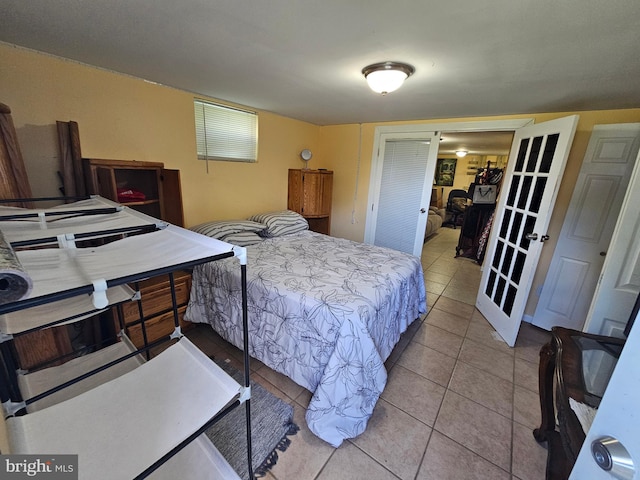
456, 150, 468, 158
362, 61, 415, 95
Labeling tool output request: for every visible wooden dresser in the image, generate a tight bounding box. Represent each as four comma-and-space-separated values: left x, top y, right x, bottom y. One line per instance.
114, 270, 193, 349
287, 168, 333, 235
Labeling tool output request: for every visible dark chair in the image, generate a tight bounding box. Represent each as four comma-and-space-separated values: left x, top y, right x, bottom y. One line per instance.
442, 189, 469, 228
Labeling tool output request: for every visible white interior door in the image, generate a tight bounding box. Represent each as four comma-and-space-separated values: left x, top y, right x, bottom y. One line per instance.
583, 147, 640, 338
570, 315, 640, 479
532, 124, 640, 331
364, 132, 439, 256
476, 115, 579, 346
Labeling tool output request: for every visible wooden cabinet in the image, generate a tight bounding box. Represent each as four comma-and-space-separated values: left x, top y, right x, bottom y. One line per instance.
431, 187, 443, 208
114, 270, 193, 349
287, 169, 333, 235
83, 158, 184, 227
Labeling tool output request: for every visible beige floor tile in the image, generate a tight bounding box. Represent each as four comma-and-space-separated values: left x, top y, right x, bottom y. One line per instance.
382, 364, 446, 427
425, 270, 453, 285
268, 404, 335, 480
434, 391, 512, 471
514, 336, 544, 364
441, 284, 479, 305
448, 273, 483, 289
458, 338, 514, 382
397, 341, 457, 387
351, 399, 432, 480
316, 442, 398, 480
426, 281, 447, 296
512, 421, 548, 480
514, 357, 539, 394
427, 262, 459, 276
412, 323, 464, 359
513, 385, 542, 429
448, 362, 513, 418
432, 296, 476, 319
425, 308, 471, 337
417, 430, 511, 480
465, 318, 514, 355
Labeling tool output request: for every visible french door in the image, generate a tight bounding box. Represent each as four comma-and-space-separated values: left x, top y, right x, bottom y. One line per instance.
476, 116, 579, 346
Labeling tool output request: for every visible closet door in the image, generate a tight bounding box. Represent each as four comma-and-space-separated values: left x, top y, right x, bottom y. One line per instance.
365, 133, 439, 257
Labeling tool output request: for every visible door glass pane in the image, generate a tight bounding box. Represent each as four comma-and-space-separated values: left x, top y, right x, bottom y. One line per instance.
492, 241, 505, 269
526, 136, 543, 172
504, 285, 517, 315
486, 270, 497, 297
512, 251, 526, 285
509, 212, 523, 244
501, 245, 514, 276
494, 276, 507, 306
507, 176, 520, 207
514, 139, 529, 172
540, 134, 559, 173
517, 176, 532, 210
499, 209, 512, 238
530, 177, 547, 213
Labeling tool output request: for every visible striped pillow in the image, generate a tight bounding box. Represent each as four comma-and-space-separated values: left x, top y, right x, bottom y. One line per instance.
247, 210, 309, 237
220, 231, 265, 246
189, 220, 266, 239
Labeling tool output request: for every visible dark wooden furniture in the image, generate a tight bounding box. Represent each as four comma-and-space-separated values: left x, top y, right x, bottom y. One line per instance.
114, 270, 193, 349
455, 203, 495, 263
534, 327, 624, 479
83, 158, 184, 227
287, 168, 333, 235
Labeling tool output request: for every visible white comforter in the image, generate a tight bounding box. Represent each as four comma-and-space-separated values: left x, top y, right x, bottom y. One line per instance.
185, 230, 426, 447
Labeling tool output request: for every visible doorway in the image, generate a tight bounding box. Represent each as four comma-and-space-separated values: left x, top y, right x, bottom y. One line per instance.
366, 119, 530, 261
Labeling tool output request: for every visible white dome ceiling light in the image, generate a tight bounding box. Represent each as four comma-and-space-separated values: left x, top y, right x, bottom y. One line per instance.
362, 61, 415, 95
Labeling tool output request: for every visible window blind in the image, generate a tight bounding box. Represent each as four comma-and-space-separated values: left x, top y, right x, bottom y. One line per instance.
194, 99, 258, 163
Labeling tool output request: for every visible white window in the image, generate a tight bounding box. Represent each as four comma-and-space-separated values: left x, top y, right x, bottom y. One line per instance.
194, 99, 258, 163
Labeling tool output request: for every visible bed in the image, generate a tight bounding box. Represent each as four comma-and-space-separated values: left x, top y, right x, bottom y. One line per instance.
185, 212, 427, 447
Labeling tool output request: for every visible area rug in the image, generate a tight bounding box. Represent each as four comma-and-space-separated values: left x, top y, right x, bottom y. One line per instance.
206, 358, 299, 479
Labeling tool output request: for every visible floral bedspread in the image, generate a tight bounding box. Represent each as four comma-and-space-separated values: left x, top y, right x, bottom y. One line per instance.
185, 230, 426, 447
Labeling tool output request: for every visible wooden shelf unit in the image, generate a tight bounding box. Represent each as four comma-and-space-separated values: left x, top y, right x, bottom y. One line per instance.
83, 158, 184, 227
287, 168, 333, 235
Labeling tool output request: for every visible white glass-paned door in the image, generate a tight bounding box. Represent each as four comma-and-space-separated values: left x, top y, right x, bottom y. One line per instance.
476, 116, 579, 346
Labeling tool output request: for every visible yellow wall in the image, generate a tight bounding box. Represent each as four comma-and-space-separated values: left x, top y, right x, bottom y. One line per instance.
0, 43, 319, 226
3, 42, 640, 318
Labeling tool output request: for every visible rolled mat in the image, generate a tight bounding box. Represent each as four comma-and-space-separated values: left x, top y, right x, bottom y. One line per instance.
0, 230, 32, 304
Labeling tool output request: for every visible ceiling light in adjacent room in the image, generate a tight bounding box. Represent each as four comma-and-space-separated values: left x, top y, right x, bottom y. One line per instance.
456, 150, 468, 158
362, 61, 415, 95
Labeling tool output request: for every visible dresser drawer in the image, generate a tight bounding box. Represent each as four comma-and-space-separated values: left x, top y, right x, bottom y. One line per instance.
120, 272, 191, 323
126, 306, 190, 348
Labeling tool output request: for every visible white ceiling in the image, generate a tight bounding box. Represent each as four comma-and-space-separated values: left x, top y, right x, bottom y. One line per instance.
1, 0, 639, 130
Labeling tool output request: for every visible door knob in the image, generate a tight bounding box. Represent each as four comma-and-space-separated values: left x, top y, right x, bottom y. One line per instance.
525, 233, 538, 241
420, 208, 426, 213
592, 436, 635, 480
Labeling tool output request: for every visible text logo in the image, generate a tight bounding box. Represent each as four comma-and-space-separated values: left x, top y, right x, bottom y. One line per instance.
0, 455, 77, 479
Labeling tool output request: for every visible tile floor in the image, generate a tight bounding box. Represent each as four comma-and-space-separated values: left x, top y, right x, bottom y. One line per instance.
186, 227, 552, 480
